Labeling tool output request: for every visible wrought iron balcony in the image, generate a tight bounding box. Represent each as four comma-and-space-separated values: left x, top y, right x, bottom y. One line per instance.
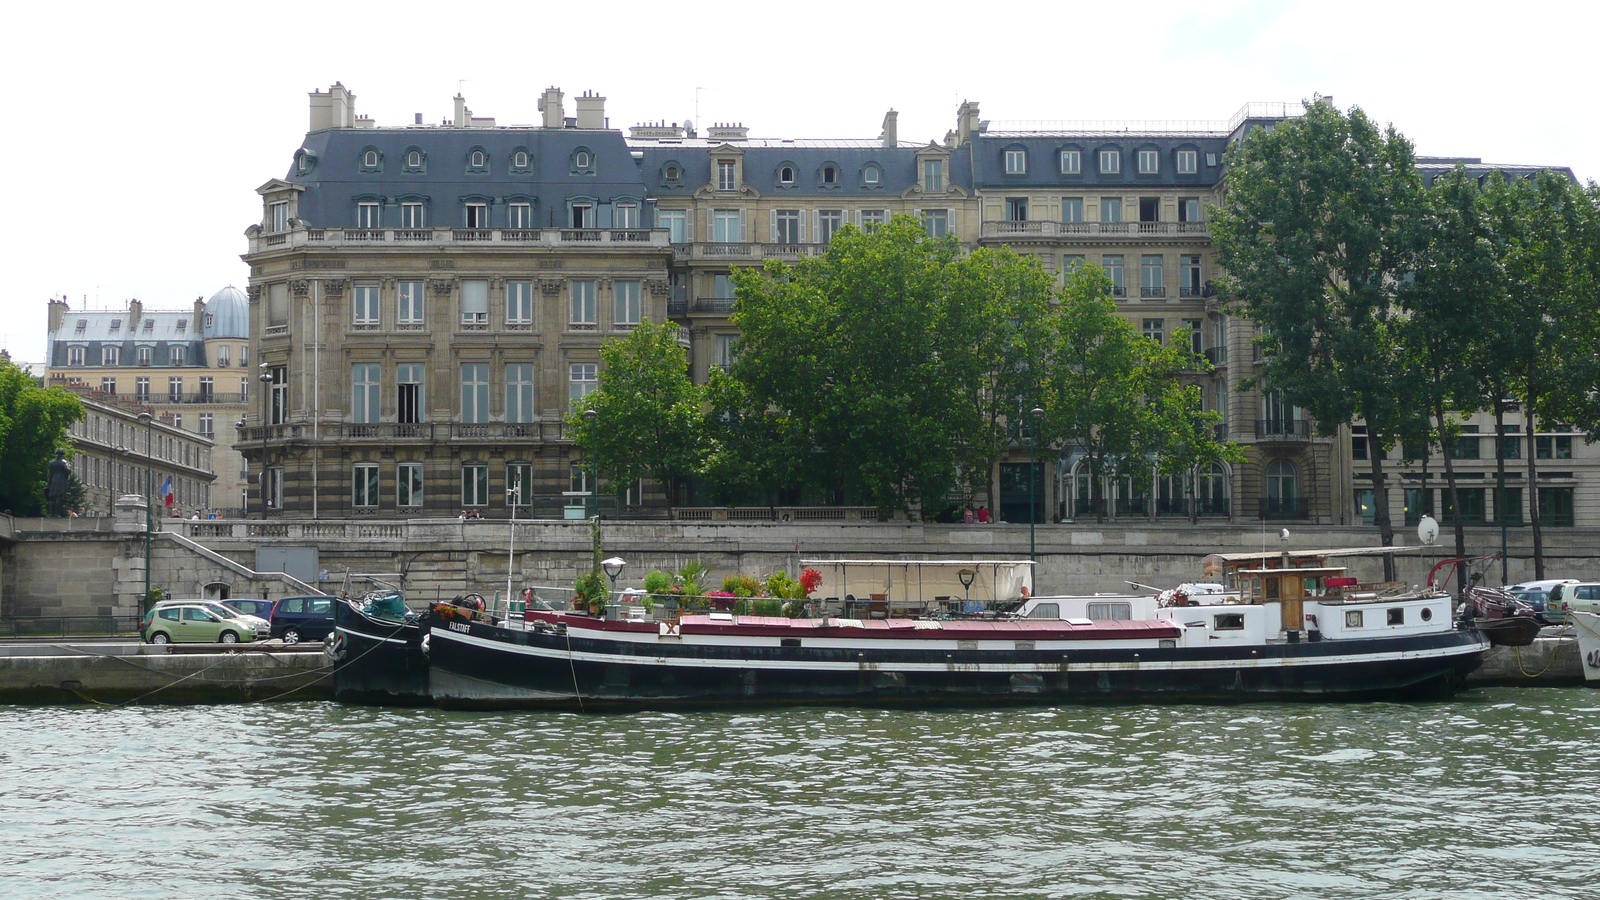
1258, 498, 1310, 520
980, 221, 1209, 240
1255, 419, 1313, 440
1203, 346, 1227, 365
250, 225, 671, 254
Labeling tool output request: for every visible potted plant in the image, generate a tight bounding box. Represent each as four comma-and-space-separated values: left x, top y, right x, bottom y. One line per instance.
573, 571, 607, 615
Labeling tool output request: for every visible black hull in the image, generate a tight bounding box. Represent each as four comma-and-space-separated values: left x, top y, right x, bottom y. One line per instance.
330, 601, 429, 705
426, 615, 1489, 711
1473, 616, 1542, 647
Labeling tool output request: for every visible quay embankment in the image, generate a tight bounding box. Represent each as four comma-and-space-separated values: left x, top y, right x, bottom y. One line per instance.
0, 641, 331, 705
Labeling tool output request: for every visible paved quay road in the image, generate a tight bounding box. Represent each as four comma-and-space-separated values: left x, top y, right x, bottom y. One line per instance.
2, 688, 1598, 899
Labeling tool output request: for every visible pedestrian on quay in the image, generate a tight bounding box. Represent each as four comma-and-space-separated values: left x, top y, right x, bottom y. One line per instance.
977, 505, 990, 524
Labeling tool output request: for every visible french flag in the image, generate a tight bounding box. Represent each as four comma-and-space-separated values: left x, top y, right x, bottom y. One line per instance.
160, 476, 174, 509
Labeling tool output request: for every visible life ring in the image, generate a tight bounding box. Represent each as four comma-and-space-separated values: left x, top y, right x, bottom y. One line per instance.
324, 632, 349, 662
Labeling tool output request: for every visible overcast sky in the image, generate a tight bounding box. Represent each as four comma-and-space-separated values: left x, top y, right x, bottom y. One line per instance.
5, 0, 1593, 364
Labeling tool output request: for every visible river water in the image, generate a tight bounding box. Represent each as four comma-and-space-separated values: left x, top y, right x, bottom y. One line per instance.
3, 688, 1597, 899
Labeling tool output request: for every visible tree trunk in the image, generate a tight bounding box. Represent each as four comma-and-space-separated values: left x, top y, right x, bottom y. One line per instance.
1434, 401, 1468, 596
1367, 423, 1398, 582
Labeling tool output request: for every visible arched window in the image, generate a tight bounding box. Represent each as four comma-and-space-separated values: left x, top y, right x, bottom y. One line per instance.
779, 165, 795, 184
1266, 459, 1299, 517
664, 164, 680, 182
363, 149, 378, 168
821, 164, 838, 185
575, 150, 592, 168
1198, 463, 1229, 516
512, 149, 529, 169
471, 150, 486, 168
862, 164, 881, 185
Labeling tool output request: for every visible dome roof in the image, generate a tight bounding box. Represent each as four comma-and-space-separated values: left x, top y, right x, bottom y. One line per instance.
203, 285, 249, 339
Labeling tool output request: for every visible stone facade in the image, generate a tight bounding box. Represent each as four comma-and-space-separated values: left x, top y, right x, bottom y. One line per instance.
56, 388, 216, 519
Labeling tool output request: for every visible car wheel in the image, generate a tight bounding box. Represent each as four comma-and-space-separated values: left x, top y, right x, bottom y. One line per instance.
219, 631, 239, 644
150, 632, 170, 645
282, 629, 301, 644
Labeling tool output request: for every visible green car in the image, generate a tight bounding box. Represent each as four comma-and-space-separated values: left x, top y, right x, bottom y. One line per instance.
142, 603, 260, 644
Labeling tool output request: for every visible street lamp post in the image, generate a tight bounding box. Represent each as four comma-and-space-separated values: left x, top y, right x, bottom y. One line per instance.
583, 407, 599, 520
506, 473, 523, 618
258, 364, 273, 518
957, 567, 976, 613
602, 556, 627, 609
139, 410, 154, 613
1029, 406, 1045, 563
234, 418, 247, 516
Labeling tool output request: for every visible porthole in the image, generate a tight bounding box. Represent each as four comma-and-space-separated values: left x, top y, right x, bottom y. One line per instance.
1421, 607, 1433, 622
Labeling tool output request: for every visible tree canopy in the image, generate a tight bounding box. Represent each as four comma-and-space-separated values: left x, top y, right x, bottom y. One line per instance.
0, 357, 84, 515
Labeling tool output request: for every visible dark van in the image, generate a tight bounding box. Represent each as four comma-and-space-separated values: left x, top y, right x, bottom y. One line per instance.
271, 596, 337, 643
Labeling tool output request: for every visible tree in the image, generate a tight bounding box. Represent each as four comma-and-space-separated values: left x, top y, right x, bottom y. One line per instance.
0, 356, 84, 515
1211, 100, 1427, 578
728, 215, 1053, 516
1038, 264, 1237, 522
565, 320, 705, 511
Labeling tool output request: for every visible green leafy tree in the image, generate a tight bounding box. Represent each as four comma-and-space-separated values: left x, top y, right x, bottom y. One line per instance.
700, 369, 813, 511
1211, 100, 1426, 577
727, 215, 1052, 516
0, 357, 84, 515
566, 320, 706, 511
1038, 264, 1235, 522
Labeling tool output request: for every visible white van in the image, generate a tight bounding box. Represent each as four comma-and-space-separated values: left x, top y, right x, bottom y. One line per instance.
1548, 582, 1600, 621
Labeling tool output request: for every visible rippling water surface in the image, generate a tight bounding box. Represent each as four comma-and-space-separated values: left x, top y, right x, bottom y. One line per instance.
3, 689, 1599, 899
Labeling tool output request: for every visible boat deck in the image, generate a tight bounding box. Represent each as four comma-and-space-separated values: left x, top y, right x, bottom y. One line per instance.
524, 610, 1182, 641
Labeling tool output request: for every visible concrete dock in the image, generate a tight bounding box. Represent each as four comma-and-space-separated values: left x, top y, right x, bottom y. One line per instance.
1466, 629, 1585, 686
0, 641, 333, 704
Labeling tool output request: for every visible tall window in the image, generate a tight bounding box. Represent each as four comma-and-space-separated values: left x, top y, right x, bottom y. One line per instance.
920, 209, 949, 238
1178, 197, 1202, 222
461, 464, 488, 507
923, 159, 944, 191
1004, 148, 1026, 174
1060, 150, 1081, 174
460, 364, 490, 423
508, 202, 531, 229
1005, 198, 1028, 222
357, 202, 381, 228
570, 202, 595, 228
1137, 148, 1159, 174
506, 281, 533, 324
1102, 255, 1125, 297
859, 209, 887, 232
1266, 460, 1298, 505
101, 376, 117, 394
569, 363, 598, 404
397, 364, 424, 424
714, 334, 738, 370
400, 202, 425, 228
614, 281, 641, 326
399, 281, 425, 325
1177, 150, 1198, 174
199, 413, 214, 438
506, 463, 532, 508
1182, 255, 1203, 296
460, 280, 489, 325
265, 467, 283, 509
1141, 255, 1164, 297
570, 280, 596, 325
1061, 198, 1083, 223
659, 209, 687, 243
506, 364, 536, 423
1182, 318, 1203, 355
217, 345, 230, 367
352, 364, 380, 423
775, 209, 802, 244
464, 202, 489, 228
102, 345, 120, 366
270, 201, 288, 232
198, 376, 213, 400
353, 464, 380, 508
1101, 198, 1123, 223
68, 346, 85, 366
168, 377, 184, 402
614, 202, 639, 228
818, 210, 843, 243
713, 274, 734, 299
398, 463, 423, 508
1099, 149, 1121, 174
1142, 318, 1164, 345
170, 346, 185, 366
712, 209, 741, 242
717, 160, 736, 191
136, 376, 150, 401
353, 283, 380, 325
137, 346, 151, 366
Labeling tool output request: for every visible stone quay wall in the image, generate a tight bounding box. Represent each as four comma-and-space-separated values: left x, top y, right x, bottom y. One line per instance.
6, 510, 1600, 618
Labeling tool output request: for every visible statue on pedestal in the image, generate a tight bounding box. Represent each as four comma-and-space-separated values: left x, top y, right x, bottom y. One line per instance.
45, 449, 72, 517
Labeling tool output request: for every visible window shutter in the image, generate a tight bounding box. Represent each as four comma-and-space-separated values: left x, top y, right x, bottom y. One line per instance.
706, 209, 714, 242
461, 280, 489, 319
738, 209, 747, 242
769, 209, 777, 242
797, 212, 807, 243
597, 203, 613, 228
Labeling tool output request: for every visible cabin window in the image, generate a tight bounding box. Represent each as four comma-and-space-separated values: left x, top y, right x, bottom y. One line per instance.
1346, 610, 1364, 628
957, 640, 979, 651
1015, 641, 1036, 651
780, 638, 801, 648
1387, 608, 1405, 626
1263, 577, 1280, 600
1421, 607, 1433, 622
1027, 603, 1060, 619
1159, 639, 1177, 649
1213, 613, 1245, 631
1086, 602, 1132, 620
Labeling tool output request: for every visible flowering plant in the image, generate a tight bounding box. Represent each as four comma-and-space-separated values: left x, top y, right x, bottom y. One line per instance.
799, 568, 823, 596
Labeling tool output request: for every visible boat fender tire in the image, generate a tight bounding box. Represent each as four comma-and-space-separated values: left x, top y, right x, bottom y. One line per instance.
420, 634, 430, 656
324, 632, 348, 662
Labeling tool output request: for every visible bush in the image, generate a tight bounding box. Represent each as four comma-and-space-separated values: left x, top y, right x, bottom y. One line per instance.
722, 573, 764, 598
573, 571, 607, 613
643, 570, 673, 594
763, 570, 804, 600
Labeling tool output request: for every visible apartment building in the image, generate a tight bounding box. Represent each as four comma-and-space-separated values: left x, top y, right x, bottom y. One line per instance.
55, 384, 215, 517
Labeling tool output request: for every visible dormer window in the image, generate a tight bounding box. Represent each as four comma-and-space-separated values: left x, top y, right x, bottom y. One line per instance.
862, 164, 881, 185
1176, 149, 1198, 174
923, 159, 944, 192
176, 319, 187, 332
472, 150, 485, 168
361, 148, 381, 172
717, 160, 736, 191
1138, 148, 1159, 174
142, 319, 154, 331
1004, 148, 1027, 175
110, 319, 122, 332
664, 163, 682, 184
1099, 149, 1121, 174
511, 149, 530, 171
102, 346, 120, 366
270, 201, 288, 232
571, 148, 596, 175
1060, 149, 1082, 174
295, 150, 316, 175
75, 319, 87, 332
467, 148, 488, 172
821, 164, 838, 185
137, 346, 151, 366
780, 165, 795, 185
404, 148, 426, 172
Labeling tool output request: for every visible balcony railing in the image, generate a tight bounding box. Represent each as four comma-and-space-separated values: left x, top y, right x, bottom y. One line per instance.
667, 298, 688, 315
1155, 499, 1231, 517
1258, 498, 1310, 520
672, 242, 829, 263
1141, 286, 1166, 298
250, 225, 671, 254
108, 392, 247, 405
691, 297, 737, 314
1203, 346, 1227, 365
980, 221, 1209, 240
1255, 419, 1313, 440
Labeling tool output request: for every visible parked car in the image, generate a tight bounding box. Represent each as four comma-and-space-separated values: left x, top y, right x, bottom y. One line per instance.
153, 599, 272, 636
1506, 579, 1580, 624
270, 595, 337, 643
223, 598, 278, 623
142, 603, 260, 644
1548, 582, 1600, 623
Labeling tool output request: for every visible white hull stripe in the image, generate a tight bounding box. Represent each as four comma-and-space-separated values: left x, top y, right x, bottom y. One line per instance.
337, 625, 415, 647
433, 628, 1486, 675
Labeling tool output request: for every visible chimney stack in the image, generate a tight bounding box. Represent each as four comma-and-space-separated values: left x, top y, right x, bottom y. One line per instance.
575, 91, 607, 129
540, 87, 565, 129
880, 110, 898, 149
308, 82, 356, 132
454, 94, 468, 127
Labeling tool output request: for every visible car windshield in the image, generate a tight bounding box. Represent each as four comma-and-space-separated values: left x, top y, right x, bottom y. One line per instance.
207, 604, 251, 620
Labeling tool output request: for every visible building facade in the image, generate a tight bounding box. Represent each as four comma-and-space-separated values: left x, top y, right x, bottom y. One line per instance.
56, 384, 216, 517
244, 83, 1597, 529
46, 287, 250, 512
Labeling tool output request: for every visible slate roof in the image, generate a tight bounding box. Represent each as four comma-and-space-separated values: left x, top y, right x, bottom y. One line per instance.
968, 131, 1230, 189
48, 309, 207, 368
287, 127, 654, 228
632, 140, 973, 198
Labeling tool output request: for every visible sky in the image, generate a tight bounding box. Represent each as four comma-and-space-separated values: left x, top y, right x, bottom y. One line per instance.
5, 0, 1595, 365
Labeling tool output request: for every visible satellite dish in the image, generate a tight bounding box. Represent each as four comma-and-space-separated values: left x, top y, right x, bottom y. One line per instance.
1417, 515, 1440, 546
